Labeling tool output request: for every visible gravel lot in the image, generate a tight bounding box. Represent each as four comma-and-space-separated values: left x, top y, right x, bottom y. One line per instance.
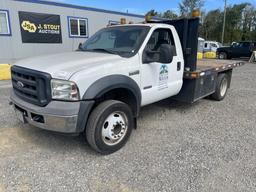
0, 63, 256, 192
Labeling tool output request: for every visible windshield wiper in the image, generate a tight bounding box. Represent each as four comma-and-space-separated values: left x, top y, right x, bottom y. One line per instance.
86, 48, 118, 55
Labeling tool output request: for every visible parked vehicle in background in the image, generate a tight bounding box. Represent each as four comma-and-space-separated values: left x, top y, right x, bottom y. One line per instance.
217, 41, 256, 59
204, 41, 222, 52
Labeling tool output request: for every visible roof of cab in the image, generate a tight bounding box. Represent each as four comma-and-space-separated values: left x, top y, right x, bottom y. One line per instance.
107, 23, 173, 28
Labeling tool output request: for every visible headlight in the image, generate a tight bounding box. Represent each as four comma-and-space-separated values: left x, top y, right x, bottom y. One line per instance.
51, 79, 80, 101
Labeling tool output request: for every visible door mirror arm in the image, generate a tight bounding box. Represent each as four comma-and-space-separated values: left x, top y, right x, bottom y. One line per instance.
142, 49, 160, 64
146, 50, 160, 54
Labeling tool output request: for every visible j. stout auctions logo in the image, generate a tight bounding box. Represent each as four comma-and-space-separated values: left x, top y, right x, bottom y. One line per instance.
158, 64, 168, 90
21, 21, 37, 32
21, 20, 61, 34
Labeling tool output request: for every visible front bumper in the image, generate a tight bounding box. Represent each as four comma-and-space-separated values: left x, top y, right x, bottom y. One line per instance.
10, 91, 94, 134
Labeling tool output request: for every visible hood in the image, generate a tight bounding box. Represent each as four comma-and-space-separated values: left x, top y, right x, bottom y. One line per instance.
14, 51, 122, 80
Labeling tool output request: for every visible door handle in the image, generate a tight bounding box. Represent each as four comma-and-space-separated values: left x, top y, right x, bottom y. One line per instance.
177, 62, 181, 71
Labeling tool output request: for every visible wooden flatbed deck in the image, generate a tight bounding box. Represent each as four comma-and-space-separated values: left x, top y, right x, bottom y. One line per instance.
184, 59, 245, 79
196, 59, 243, 71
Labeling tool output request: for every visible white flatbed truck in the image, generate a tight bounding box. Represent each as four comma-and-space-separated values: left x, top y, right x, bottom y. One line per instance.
10, 17, 244, 154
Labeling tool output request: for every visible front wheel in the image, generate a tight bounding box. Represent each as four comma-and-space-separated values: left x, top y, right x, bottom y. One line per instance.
86, 100, 134, 154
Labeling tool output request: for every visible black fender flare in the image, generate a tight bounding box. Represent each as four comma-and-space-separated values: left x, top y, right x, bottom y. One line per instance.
83, 75, 141, 116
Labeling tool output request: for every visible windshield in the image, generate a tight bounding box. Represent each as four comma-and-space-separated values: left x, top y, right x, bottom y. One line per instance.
232, 42, 250, 48
79, 25, 150, 57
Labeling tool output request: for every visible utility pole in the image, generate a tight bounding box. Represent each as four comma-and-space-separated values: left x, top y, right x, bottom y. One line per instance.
221, 0, 227, 44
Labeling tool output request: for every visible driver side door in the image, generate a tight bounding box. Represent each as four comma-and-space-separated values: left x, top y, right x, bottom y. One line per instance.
140, 28, 183, 106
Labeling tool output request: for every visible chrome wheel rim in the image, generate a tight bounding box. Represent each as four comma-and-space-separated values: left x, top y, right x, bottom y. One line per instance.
220, 78, 228, 97
101, 111, 128, 146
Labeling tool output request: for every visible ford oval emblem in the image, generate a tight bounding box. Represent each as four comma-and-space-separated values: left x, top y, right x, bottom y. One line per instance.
17, 81, 24, 88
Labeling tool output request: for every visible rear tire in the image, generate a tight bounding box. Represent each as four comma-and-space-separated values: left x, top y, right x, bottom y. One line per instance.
218, 52, 227, 59
211, 73, 229, 101
86, 100, 134, 154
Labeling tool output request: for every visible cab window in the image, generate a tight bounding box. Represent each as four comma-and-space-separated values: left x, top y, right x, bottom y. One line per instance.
210, 43, 217, 48
239, 42, 250, 48
145, 28, 177, 56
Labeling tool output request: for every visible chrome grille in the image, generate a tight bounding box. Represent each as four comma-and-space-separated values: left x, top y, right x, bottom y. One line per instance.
11, 66, 51, 106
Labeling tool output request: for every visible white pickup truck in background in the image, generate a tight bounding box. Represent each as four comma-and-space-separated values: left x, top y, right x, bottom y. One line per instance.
10, 17, 244, 154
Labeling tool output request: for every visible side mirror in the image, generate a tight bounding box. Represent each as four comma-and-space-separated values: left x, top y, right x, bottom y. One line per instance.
159, 44, 174, 63
143, 44, 174, 64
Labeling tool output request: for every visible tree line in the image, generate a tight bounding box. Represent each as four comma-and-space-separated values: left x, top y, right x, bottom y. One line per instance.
146, 0, 256, 44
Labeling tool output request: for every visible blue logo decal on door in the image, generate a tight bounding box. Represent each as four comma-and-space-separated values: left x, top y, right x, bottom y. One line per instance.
158, 64, 168, 90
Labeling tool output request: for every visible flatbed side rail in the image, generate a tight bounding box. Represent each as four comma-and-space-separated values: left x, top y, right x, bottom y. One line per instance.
183, 61, 245, 79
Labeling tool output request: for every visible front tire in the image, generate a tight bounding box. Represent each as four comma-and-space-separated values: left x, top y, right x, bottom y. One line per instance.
211, 73, 229, 101
86, 100, 134, 154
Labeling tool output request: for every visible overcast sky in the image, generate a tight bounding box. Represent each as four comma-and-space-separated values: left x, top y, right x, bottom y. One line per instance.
48, 0, 256, 15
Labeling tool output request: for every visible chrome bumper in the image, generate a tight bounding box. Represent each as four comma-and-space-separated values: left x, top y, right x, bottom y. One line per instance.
10, 91, 81, 133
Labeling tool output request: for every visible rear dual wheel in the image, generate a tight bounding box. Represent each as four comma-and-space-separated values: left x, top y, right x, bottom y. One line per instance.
211, 73, 229, 101
86, 100, 134, 154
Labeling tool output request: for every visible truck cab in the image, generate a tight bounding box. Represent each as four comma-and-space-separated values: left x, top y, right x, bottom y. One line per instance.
204, 41, 222, 52
10, 18, 243, 154
78, 23, 184, 106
